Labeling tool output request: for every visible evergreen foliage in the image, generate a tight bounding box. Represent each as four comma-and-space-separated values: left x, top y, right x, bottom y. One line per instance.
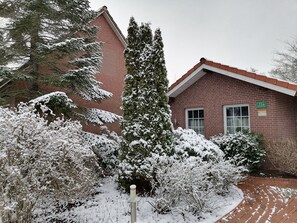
210, 132, 266, 171
119, 17, 173, 192
0, 0, 116, 126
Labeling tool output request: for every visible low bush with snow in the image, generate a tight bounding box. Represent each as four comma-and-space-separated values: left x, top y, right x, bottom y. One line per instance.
0, 103, 101, 222
173, 127, 224, 161
210, 132, 266, 170
151, 128, 246, 216
118, 151, 171, 193
83, 129, 120, 174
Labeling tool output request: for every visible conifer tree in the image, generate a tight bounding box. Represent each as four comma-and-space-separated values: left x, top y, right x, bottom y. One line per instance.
149, 28, 173, 155
0, 0, 117, 125
121, 17, 141, 140
119, 18, 173, 192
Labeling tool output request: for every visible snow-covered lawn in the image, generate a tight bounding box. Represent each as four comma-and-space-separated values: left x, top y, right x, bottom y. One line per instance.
43, 176, 243, 223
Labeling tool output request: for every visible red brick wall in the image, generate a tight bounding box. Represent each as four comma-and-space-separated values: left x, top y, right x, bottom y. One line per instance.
170, 71, 297, 140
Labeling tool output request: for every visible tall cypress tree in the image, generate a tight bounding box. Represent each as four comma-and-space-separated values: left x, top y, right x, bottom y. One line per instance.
121, 17, 141, 145
121, 20, 153, 149
150, 28, 173, 155
0, 0, 117, 125
119, 18, 173, 192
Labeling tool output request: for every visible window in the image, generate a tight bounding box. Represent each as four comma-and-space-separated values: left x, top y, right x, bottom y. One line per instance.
224, 105, 249, 134
186, 108, 204, 135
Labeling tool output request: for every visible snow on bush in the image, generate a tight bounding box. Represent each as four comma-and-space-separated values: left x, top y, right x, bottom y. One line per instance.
118, 151, 171, 193
173, 127, 224, 161
28, 91, 77, 119
210, 132, 266, 170
151, 128, 246, 216
118, 127, 223, 193
0, 103, 101, 222
84, 108, 120, 125
83, 130, 120, 174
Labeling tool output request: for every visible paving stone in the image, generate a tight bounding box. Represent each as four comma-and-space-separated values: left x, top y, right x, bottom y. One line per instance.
217, 176, 297, 223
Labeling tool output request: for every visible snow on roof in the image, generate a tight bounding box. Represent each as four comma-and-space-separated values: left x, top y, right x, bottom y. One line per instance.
168, 58, 297, 97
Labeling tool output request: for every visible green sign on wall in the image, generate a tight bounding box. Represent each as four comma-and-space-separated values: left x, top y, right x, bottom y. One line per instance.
256, 101, 267, 109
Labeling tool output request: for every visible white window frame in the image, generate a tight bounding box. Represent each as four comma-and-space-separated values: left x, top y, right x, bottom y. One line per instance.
223, 104, 250, 134
185, 107, 204, 135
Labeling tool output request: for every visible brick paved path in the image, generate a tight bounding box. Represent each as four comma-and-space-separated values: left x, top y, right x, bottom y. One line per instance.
217, 176, 297, 223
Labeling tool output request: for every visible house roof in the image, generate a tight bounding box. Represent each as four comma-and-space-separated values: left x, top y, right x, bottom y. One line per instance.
95, 6, 127, 47
168, 58, 297, 98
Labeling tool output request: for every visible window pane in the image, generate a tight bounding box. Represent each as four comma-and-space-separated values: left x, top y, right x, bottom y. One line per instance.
193, 110, 199, 118
242, 117, 249, 126
187, 109, 204, 135
226, 107, 233, 116
225, 105, 250, 134
227, 118, 233, 127
199, 119, 204, 127
199, 110, 204, 118
235, 117, 241, 126
188, 119, 194, 127
234, 107, 240, 116
242, 106, 248, 116
188, 110, 193, 118
227, 127, 235, 134
194, 119, 199, 127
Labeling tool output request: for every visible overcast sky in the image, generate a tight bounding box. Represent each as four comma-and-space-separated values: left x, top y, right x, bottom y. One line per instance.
1, 1, 296, 84
90, 0, 297, 84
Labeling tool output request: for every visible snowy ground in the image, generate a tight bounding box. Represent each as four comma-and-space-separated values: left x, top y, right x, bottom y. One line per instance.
270, 186, 297, 203
42, 176, 243, 223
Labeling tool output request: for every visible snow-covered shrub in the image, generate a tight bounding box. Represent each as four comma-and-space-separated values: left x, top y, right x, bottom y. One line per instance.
118, 128, 222, 193
152, 157, 245, 215
210, 132, 266, 170
173, 127, 224, 161
83, 130, 120, 174
0, 159, 35, 222
151, 129, 246, 215
0, 103, 101, 222
118, 152, 171, 193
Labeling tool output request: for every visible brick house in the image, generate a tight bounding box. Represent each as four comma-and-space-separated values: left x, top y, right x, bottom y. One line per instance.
168, 57, 297, 141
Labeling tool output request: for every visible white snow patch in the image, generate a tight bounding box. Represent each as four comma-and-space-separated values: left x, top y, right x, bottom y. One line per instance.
199, 185, 244, 223
29, 91, 76, 109
85, 108, 120, 125
0, 17, 9, 28
38, 176, 243, 222
6, 58, 29, 69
